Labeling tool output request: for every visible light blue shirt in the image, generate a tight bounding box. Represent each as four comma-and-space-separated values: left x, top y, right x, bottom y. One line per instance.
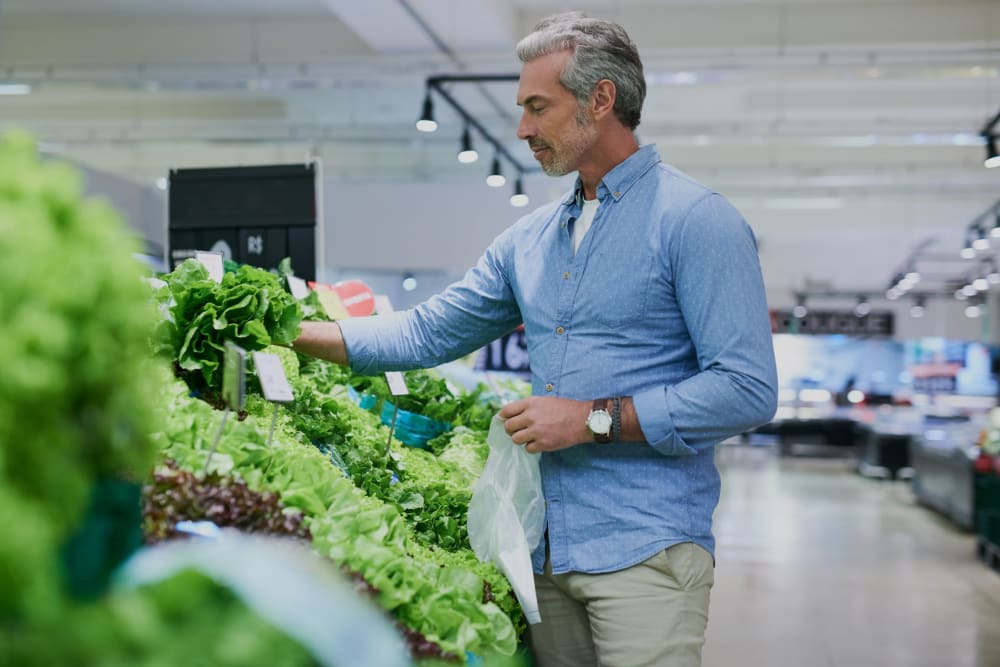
339, 144, 778, 574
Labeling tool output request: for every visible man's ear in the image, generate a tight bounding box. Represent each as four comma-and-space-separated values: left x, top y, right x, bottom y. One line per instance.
590, 79, 617, 121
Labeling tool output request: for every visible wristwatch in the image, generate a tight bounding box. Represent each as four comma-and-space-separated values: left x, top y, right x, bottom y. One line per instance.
586, 398, 613, 443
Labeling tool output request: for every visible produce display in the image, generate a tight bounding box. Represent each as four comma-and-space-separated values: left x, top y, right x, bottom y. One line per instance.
2, 130, 531, 665
0, 131, 318, 666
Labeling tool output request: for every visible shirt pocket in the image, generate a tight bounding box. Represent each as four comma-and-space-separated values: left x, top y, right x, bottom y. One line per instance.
585, 248, 654, 328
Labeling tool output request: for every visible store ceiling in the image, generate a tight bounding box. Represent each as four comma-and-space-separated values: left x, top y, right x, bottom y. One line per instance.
1, 0, 999, 305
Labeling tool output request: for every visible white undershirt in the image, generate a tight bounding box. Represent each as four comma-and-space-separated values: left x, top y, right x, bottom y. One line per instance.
573, 198, 600, 254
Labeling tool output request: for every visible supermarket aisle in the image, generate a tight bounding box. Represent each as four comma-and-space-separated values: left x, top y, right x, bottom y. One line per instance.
703, 444, 1000, 667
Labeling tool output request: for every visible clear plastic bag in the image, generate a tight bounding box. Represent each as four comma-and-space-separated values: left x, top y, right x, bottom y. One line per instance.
467, 415, 546, 624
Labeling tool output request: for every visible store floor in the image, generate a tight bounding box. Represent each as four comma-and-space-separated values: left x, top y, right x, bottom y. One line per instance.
703, 443, 1000, 667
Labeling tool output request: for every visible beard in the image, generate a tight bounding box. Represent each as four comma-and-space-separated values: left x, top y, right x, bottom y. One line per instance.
534, 108, 598, 177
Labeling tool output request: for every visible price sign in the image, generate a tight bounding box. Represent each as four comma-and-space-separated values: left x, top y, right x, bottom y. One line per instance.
252, 351, 295, 403
195, 251, 225, 283
386, 372, 409, 396
287, 274, 309, 299
222, 342, 246, 411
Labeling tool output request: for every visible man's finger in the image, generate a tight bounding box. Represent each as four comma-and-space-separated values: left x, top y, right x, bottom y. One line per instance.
498, 398, 527, 419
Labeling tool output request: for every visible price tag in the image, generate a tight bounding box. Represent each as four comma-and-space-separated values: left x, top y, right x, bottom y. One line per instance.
385, 371, 409, 396
373, 295, 395, 314
252, 351, 295, 403
287, 275, 309, 300
222, 342, 246, 411
195, 251, 225, 284
316, 289, 350, 320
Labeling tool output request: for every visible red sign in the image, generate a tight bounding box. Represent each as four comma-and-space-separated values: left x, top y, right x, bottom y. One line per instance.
332, 279, 376, 317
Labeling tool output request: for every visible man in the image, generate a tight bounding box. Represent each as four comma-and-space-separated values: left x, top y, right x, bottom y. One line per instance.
293, 12, 777, 667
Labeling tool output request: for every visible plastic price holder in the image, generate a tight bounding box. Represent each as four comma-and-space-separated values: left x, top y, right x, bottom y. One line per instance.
206, 342, 246, 471
195, 250, 225, 284
252, 350, 295, 448
287, 274, 309, 299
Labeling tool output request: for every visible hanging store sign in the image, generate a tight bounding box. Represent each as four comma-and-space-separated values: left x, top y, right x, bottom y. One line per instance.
770, 310, 894, 337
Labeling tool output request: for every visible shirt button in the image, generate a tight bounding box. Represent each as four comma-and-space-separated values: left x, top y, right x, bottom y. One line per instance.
563, 271, 570, 280
556, 326, 565, 335
614, 191, 621, 197
545, 383, 554, 392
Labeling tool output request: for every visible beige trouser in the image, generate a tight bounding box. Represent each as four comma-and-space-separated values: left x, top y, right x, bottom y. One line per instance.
529, 542, 714, 667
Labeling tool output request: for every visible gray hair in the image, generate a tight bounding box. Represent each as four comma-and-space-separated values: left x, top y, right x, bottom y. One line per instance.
516, 12, 646, 130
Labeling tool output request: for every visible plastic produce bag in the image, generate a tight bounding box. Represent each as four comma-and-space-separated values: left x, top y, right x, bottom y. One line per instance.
467, 415, 545, 624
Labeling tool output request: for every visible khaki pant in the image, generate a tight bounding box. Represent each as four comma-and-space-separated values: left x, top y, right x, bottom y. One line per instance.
529, 542, 714, 667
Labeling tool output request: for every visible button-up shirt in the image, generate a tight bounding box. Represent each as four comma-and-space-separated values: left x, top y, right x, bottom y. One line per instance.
339, 144, 778, 574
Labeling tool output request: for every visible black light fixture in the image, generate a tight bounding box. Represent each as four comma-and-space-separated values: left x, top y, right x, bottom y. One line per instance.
973, 223, 991, 251
457, 125, 478, 164
486, 156, 506, 187
854, 296, 871, 317
401, 272, 417, 292
415, 92, 437, 133
910, 295, 926, 318
986, 136, 1000, 169
510, 176, 529, 207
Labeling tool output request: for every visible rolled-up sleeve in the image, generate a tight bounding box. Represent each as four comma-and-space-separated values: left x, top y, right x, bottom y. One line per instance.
634, 194, 778, 456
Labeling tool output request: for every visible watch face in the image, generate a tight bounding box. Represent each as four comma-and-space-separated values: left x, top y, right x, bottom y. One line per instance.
587, 410, 612, 434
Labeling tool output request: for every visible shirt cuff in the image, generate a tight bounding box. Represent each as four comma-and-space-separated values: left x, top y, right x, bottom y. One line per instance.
633, 385, 698, 457
334, 315, 384, 375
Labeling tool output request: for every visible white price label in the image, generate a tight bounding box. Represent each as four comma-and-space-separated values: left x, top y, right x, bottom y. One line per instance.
385, 371, 409, 396
287, 275, 309, 299
195, 251, 224, 283
252, 351, 295, 403
373, 295, 395, 314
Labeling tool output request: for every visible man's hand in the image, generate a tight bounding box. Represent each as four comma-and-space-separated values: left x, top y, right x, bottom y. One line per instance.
498, 397, 592, 453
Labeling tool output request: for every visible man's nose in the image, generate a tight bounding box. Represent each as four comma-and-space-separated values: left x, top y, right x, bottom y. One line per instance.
517, 111, 535, 140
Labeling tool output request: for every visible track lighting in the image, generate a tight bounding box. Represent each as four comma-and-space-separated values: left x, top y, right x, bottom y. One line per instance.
986, 136, 1000, 169
415, 92, 437, 133
910, 296, 926, 318
486, 156, 506, 188
854, 297, 871, 317
457, 126, 478, 163
510, 177, 529, 207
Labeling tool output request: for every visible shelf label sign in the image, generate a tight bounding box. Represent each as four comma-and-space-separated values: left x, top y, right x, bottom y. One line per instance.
195, 251, 225, 283
252, 351, 295, 403
770, 310, 894, 336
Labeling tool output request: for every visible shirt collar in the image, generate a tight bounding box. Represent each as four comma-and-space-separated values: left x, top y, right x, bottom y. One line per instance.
560, 144, 662, 206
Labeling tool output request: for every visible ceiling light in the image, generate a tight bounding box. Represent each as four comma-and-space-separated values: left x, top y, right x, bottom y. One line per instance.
973, 236, 990, 251
962, 284, 978, 297
986, 136, 1000, 168
886, 288, 902, 300
854, 298, 871, 317
415, 93, 437, 132
974, 277, 990, 291
965, 304, 982, 318
155, 177, 167, 191
0, 83, 31, 95
904, 271, 920, 283
486, 157, 506, 188
960, 241, 976, 259
457, 126, 478, 163
401, 273, 417, 292
510, 177, 529, 207
910, 297, 926, 318
955, 288, 969, 300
